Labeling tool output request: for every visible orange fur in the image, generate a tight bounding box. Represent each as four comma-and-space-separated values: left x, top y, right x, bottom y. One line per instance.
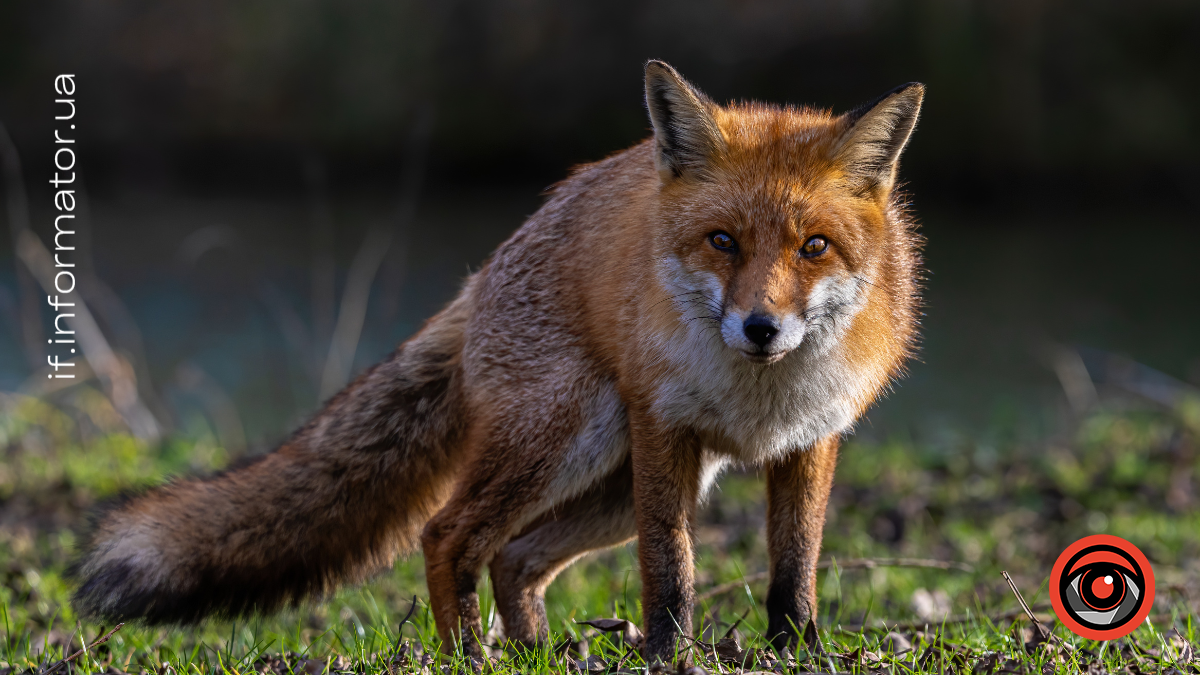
73, 62, 924, 664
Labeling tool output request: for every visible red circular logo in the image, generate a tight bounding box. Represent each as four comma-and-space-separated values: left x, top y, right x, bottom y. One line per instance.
1050, 534, 1155, 640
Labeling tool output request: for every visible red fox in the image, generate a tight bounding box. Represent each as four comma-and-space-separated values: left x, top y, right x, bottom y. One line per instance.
73, 61, 924, 662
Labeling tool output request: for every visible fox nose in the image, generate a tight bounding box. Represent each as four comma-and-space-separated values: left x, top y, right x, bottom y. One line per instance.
743, 314, 780, 349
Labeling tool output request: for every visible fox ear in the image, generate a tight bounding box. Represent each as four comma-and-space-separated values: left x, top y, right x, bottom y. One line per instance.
644, 60, 724, 181
836, 83, 925, 195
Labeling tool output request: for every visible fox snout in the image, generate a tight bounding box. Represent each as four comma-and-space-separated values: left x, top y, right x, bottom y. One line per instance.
721, 308, 807, 363
743, 314, 779, 348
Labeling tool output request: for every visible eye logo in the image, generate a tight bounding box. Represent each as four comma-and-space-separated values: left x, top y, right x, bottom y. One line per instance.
1050, 534, 1155, 640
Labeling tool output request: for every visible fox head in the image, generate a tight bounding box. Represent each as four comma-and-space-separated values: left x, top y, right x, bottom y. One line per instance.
645, 60, 923, 374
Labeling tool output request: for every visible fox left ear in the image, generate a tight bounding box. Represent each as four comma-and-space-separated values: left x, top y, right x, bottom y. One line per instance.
836, 83, 925, 196
645, 60, 725, 182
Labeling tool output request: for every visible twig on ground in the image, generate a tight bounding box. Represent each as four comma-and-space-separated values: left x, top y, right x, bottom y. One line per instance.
612, 647, 634, 672
697, 558, 973, 603
1003, 570, 1072, 650
41, 623, 124, 675
1002, 571, 1047, 636
398, 595, 419, 634
723, 607, 751, 639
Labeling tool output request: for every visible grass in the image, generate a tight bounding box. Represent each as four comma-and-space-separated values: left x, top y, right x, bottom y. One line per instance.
2, 384, 1200, 673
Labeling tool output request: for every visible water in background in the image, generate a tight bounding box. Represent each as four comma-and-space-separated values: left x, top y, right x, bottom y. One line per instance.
1, 185, 1196, 451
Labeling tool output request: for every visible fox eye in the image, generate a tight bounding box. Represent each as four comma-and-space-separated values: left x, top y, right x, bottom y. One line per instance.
709, 231, 737, 252
801, 235, 828, 257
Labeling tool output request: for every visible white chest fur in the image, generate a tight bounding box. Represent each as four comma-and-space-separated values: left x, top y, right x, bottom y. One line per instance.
650, 259, 873, 465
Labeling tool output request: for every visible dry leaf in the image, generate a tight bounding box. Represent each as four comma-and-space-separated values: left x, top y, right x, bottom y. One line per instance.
714, 636, 745, 665
567, 655, 606, 673
882, 631, 913, 654
576, 618, 643, 649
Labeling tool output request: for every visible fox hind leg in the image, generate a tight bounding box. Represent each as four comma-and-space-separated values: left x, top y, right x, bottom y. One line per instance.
421, 406, 627, 658
489, 456, 636, 648
421, 453, 544, 658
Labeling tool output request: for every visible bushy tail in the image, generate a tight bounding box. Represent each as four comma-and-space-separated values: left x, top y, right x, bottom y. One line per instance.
72, 286, 474, 624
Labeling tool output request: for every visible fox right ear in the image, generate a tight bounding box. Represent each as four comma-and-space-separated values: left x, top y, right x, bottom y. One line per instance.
645, 61, 724, 182
835, 82, 925, 196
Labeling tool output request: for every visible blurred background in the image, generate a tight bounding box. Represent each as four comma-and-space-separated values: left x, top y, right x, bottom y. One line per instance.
1, 0, 1198, 444
1, 0, 1199, 649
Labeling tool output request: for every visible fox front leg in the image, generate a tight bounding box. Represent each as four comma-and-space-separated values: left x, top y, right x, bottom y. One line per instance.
629, 410, 704, 664
764, 435, 839, 650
